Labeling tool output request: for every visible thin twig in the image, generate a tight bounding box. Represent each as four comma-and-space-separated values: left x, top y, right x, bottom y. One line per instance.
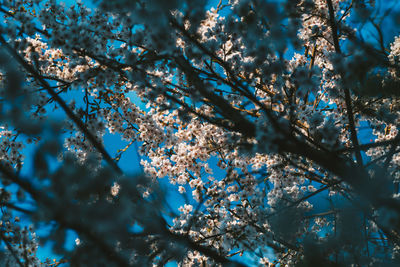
0, 231, 24, 267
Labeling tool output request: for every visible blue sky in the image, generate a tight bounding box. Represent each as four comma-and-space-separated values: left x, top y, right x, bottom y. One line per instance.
10, 0, 400, 265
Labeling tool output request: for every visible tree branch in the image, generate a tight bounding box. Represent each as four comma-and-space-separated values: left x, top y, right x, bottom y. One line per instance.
326, 0, 363, 166
0, 35, 122, 174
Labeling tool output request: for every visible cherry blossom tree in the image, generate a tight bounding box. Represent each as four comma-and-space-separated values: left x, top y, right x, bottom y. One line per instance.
0, 0, 400, 265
